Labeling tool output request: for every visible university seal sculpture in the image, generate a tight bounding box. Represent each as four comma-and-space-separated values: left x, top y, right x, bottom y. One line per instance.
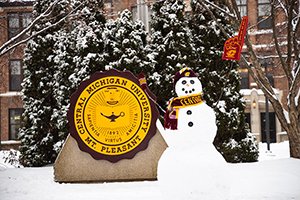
54, 69, 167, 183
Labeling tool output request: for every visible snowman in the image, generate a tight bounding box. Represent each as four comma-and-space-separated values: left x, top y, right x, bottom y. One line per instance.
158, 67, 229, 200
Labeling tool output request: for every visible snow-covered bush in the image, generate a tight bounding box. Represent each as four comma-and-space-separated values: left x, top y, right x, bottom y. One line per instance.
19, 0, 71, 167
102, 9, 149, 74
2, 149, 23, 168
19, 0, 106, 167
52, 0, 106, 149
221, 134, 259, 162
147, 0, 197, 109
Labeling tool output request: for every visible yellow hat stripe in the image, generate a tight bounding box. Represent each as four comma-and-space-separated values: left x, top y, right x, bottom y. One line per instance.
179, 67, 190, 74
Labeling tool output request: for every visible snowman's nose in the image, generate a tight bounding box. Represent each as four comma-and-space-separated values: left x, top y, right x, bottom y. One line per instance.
186, 84, 190, 87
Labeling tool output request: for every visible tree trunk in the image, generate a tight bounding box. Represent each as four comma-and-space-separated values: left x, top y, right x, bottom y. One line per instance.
288, 126, 300, 159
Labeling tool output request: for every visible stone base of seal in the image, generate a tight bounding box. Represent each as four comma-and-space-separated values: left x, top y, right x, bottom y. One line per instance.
54, 129, 167, 183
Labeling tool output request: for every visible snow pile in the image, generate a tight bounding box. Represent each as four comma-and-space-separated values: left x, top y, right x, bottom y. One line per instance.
258, 141, 290, 161
230, 158, 300, 199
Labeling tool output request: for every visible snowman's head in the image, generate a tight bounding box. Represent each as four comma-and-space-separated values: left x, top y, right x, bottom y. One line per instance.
174, 67, 203, 97
175, 77, 202, 97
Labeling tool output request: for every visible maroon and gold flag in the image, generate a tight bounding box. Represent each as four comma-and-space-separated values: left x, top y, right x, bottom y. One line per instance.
222, 16, 248, 61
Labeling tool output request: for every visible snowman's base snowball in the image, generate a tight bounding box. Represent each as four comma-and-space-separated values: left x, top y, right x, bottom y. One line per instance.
156, 121, 230, 200
158, 146, 230, 200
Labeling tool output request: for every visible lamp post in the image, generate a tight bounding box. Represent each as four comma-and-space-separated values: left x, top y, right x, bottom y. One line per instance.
265, 66, 271, 151
265, 95, 271, 151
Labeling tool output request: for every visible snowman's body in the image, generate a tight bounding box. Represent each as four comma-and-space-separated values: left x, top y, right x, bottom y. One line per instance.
158, 71, 229, 200
163, 75, 226, 162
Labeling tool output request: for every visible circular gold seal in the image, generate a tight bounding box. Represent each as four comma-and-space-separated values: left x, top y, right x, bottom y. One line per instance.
68, 69, 158, 162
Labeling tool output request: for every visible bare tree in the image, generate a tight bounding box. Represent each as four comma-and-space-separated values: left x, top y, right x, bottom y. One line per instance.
195, 0, 300, 158
0, 0, 85, 57
202, 0, 300, 158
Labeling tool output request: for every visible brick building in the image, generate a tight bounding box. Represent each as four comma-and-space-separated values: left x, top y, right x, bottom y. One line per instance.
0, 0, 33, 149
0, 0, 288, 150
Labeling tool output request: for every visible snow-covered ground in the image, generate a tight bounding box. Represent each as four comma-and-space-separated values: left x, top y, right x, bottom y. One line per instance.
1, 141, 299, 200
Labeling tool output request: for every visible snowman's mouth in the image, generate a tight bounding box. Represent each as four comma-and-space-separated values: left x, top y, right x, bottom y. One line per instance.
183, 88, 195, 94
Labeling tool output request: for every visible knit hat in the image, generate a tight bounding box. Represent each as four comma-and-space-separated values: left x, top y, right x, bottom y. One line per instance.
174, 67, 197, 87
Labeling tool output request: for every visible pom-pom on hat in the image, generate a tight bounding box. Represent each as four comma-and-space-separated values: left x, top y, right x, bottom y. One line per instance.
174, 67, 197, 86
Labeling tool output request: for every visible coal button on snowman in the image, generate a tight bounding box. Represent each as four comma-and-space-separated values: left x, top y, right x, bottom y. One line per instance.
187, 110, 193, 127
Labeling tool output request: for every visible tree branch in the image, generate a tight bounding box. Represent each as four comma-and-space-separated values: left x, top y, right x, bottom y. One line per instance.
0, 0, 83, 57
202, 0, 236, 19
286, 0, 297, 72
271, 0, 293, 84
198, 0, 232, 38
277, 0, 288, 16
0, 0, 60, 56
285, 0, 300, 130
228, 0, 242, 21
292, 14, 300, 66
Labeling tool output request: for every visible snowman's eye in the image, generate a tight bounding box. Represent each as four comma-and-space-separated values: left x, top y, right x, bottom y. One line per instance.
182, 80, 187, 85
190, 80, 195, 84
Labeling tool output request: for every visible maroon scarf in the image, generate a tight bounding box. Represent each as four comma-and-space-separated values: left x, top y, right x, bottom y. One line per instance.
164, 93, 203, 130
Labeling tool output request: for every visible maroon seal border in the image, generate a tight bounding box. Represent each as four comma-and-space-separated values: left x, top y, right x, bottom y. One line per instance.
67, 68, 159, 163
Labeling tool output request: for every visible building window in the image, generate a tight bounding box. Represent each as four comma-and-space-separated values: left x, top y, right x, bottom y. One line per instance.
8, 12, 32, 39
259, 57, 274, 87
9, 60, 23, 91
259, 57, 273, 68
258, 0, 272, 29
9, 109, 23, 140
238, 56, 249, 89
239, 68, 249, 89
236, 0, 247, 17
